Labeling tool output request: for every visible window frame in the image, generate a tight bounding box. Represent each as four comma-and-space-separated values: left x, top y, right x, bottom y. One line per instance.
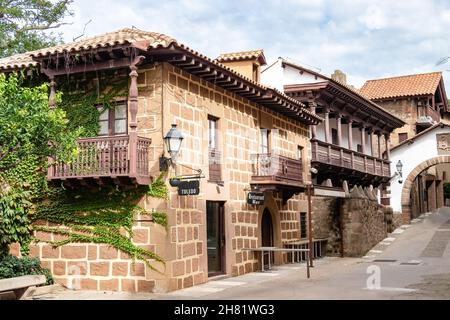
96, 102, 128, 136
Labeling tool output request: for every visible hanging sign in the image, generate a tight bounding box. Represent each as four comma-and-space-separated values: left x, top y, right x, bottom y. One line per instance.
247, 191, 265, 205
178, 180, 200, 196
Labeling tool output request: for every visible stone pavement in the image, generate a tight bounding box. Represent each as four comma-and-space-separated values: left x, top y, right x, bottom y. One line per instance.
28, 207, 450, 300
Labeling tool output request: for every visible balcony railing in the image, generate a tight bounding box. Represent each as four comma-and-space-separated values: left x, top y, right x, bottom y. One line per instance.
208, 148, 222, 182
47, 135, 152, 185
311, 140, 390, 177
251, 153, 303, 186
417, 105, 440, 124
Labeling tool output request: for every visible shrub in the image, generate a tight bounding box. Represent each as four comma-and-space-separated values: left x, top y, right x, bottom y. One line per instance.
0, 255, 53, 285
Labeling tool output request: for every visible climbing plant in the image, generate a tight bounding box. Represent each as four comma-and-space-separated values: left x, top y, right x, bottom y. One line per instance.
33, 176, 168, 273
0, 69, 170, 273
0, 73, 78, 257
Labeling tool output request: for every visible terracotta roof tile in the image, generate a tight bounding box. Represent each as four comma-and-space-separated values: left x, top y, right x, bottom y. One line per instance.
360, 72, 443, 100
0, 28, 176, 70
0, 28, 320, 124
0, 52, 38, 70
216, 49, 266, 65
30, 28, 176, 58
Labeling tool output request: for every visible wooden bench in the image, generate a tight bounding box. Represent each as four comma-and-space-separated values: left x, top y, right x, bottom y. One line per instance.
0, 275, 46, 300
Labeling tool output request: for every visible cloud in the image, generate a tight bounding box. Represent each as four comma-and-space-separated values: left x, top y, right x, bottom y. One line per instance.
56, 0, 450, 90
359, 5, 387, 30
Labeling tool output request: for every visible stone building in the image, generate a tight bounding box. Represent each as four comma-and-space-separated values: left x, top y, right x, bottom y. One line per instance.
361, 72, 450, 218
0, 29, 321, 292
261, 58, 405, 255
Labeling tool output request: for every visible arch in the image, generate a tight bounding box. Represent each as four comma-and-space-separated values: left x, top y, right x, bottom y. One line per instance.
258, 194, 282, 264
261, 208, 273, 247
400, 155, 450, 223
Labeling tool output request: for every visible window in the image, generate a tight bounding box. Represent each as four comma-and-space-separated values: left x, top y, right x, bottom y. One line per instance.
253, 63, 259, 82
300, 212, 307, 239
208, 116, 218, 150
331, 128, 338, 145
260, 128, 270, 154
357, 144, 362, 153
97, 103, 127, 136
398, 132, 408, 143
298, 146, 303, 160
208, 116, 222, 182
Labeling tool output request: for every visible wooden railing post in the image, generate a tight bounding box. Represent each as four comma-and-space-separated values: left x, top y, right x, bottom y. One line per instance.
128, 56, 145, 177
351, 152, 354, 170
327, 145, 331, 164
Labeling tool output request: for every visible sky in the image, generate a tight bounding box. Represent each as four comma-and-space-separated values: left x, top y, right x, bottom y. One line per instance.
56, 0, 450, 90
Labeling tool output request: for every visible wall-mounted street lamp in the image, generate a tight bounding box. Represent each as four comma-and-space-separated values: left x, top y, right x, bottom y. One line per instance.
396, 160, 403, 184
163, 124, 184, 163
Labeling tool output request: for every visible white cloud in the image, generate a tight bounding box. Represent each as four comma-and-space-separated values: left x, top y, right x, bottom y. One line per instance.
54, 0, 450, 90
359, 5, 387, 30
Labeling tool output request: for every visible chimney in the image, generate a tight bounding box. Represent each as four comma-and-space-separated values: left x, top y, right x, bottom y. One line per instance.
216, 49, 267, 83
331, 70, 347, 85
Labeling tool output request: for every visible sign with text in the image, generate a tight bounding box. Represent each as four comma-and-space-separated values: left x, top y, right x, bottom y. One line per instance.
247, 191, 265, 205
177, 180, 200, 196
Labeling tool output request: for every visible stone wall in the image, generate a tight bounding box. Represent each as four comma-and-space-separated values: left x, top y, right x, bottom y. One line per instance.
11, 61, 312, 293
312, 197, 341, 255
340, 186, 387, 257
10, 212, 160, 292
311, 186, 389, 257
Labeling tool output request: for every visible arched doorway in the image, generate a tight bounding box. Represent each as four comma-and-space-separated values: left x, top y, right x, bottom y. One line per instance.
261, 208, 274, 265
400, 155, 450, 223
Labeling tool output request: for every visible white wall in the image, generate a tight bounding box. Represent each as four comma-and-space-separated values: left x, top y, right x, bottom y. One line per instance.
261, 58, 327, 90
390, 126, 450, 213
352, 127, 362, 152
316, 120, 326, 141
260, 59, 284, 91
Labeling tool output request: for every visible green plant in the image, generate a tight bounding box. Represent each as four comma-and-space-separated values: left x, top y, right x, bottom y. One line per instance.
0, 69, 170, 273
33, 177, 169, 273
0, 74, 78, 256
444, 182, 450, 200
0, 255, 53, 285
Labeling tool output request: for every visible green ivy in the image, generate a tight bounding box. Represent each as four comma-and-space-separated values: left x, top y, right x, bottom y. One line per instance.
1, 69, 170, 273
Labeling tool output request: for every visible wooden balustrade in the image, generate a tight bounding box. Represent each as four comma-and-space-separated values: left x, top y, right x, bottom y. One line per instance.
417, 106, 440, 123
208, 148, 222, 182
251, 153, 303, 185
311, 140, 390, 177
48, 135, 151, 184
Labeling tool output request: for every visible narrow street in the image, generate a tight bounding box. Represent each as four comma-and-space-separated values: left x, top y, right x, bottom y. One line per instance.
159, 207, 450, 300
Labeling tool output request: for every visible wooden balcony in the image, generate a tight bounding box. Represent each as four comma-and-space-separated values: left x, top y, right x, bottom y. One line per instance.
250, 153, 303, 190
311, 139, 390, 185
417, 106, 440, 126
47, 135, 152, 186
208, 148, 222, 182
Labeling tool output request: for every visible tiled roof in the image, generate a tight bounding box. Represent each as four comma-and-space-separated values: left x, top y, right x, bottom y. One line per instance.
360, 72, 443, 100
30, 28, 176, 58
0, 28, 176, 70
0, 28, 321, 124
0, 52, 38, 70
216, 49, 266, 65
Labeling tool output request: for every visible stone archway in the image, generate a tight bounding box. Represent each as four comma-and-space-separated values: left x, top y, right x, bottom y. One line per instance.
401, 155, 450, 223
258, 194, 282, 264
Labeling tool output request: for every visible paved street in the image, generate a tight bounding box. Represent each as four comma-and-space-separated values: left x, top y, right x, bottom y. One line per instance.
29, 207, 450, 300
158, 207, 450, 300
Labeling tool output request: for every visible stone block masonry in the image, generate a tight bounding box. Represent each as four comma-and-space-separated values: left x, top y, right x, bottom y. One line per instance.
312, 185, 389, 257
12, 219, 157, 292
11, 61, 311, 293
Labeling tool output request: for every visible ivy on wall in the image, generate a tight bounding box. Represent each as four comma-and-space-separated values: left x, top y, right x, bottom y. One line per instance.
33, 177, 168, 273
1, 69, 169, 273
